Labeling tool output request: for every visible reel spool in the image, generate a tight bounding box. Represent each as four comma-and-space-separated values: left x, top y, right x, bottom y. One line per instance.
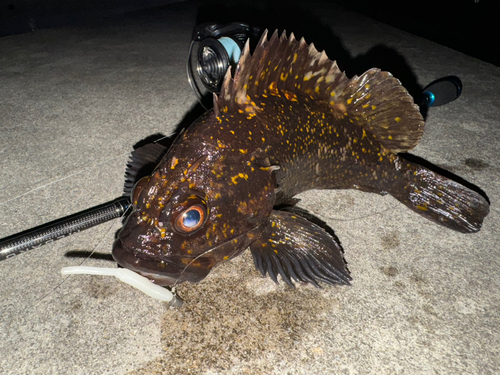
187, 22, 262, 108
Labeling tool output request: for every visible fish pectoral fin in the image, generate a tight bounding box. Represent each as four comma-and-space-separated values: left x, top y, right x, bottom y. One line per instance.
249, 210, 351, 288
124, 142, 168, 195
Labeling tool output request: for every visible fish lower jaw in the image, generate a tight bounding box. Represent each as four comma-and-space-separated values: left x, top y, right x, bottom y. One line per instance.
112, 239, 176, 286
112, 239, 211, 286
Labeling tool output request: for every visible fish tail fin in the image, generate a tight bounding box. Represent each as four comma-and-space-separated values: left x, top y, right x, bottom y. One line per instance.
393, 161, 489, 233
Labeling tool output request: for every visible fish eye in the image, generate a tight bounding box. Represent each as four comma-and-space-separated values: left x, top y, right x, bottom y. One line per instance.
174, 204, 206, 234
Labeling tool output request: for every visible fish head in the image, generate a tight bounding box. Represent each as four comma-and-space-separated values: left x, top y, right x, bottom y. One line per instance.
112, 137, 276, 286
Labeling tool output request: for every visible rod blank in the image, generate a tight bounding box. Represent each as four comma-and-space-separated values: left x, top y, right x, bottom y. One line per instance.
0, 197, 130, 261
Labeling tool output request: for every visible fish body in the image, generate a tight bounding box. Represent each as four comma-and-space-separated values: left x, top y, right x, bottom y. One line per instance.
113, 31, 489, 287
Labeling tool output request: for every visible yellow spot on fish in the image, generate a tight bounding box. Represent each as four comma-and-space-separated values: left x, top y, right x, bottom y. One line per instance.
160, 228, 166, 238
239, 149, 248, 154
283, 91, 298, 102
145, 203, 151, 209
395, 117, 401, 122
417, 205, 428, 211
388, 135, 393, 140
230, 130, 235, 135
231, 173, 249, 184
280, 72, 289, 81
347, 98, 353, 105
372, 105, 377, 110
170, 157, 178, 169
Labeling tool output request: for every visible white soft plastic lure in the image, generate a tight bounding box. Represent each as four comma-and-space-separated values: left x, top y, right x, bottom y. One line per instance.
61, 266, 183, 307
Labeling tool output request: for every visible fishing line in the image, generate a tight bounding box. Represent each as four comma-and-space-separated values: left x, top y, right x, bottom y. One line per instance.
0, 151, 131, 208
35, 215, 123, 306
172, 226, 263, 287
309, 205, 396, 223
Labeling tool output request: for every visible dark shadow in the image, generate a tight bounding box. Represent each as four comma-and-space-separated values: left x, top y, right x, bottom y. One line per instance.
399, 153, 491, 204
192, 0, 427, 115
348, 44, 428, 118
195, 0, 352, 73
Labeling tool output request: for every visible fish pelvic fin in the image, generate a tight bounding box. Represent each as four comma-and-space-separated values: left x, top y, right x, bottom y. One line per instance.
216, 30, 424, 152
393, 161, 490, 233
249, 210, 351, 287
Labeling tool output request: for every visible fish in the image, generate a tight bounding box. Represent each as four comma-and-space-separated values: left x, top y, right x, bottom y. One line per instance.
112, 30, 490, 288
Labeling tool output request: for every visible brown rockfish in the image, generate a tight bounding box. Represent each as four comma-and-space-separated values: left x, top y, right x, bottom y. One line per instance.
112, 30, 489, 287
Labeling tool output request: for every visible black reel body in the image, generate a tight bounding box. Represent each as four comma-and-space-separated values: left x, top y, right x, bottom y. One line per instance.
187, 22, 262, 107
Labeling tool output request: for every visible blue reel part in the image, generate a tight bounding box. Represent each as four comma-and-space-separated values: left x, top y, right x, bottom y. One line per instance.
422, 75, 462, 107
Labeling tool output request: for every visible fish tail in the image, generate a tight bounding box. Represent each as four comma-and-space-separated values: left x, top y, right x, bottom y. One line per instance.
393, 161, 489, 233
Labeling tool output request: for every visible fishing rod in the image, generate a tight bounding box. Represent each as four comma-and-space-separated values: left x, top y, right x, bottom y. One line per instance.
0, 197, 130, 261
0, 23, 463, 262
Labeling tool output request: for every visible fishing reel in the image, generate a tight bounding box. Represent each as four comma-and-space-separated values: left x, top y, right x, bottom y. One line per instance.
187, 22, 262, 107
421, 75, 462, 107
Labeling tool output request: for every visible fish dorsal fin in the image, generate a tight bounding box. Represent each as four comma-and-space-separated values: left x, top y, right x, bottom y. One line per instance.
216, 30, 424, 152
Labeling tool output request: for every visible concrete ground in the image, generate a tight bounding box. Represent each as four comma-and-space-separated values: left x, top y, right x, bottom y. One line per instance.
0, 1, 498, 374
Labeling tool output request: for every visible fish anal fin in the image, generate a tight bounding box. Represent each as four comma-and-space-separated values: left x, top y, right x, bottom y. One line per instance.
249, 210, 351, 287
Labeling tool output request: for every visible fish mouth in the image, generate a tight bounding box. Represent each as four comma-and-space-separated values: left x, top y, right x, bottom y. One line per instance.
112, 238, 213, 286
